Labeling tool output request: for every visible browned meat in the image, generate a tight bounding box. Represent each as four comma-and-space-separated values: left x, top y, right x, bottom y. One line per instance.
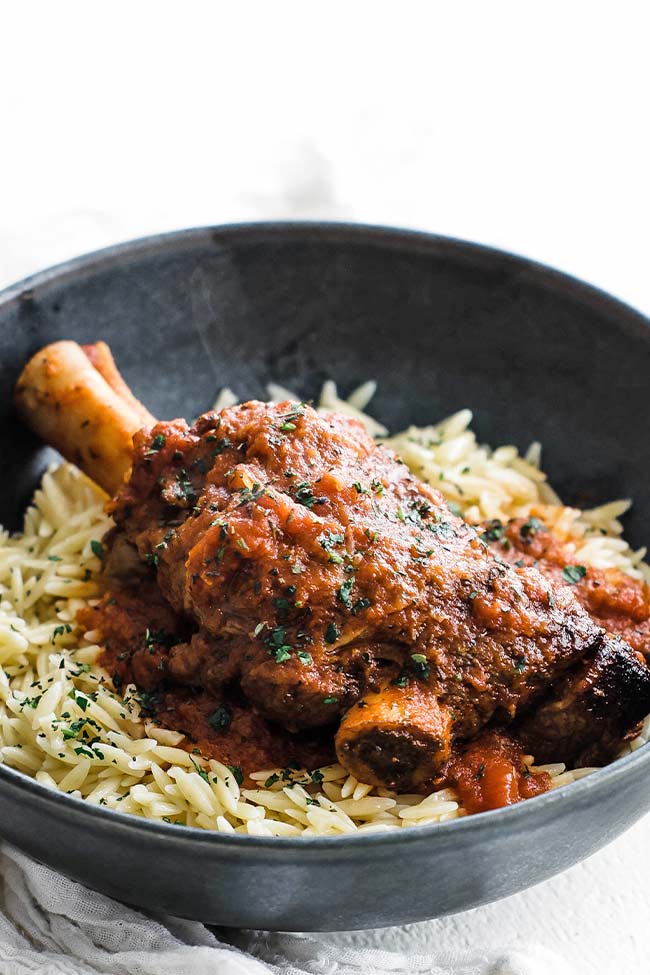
105, 400, 639, 788
479, 516, 650, 765
79, 587, 335, 774
516, 638, 650, 766
481, 516, 650, 658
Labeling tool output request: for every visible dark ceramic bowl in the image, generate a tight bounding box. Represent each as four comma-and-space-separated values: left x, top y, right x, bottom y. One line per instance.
1, 223, 650, 930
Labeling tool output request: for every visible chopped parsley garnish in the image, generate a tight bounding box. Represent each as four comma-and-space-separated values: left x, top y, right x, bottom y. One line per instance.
156, 528, 176, 550
47, 555, 62, 562
294, 481, 326, 509
145, 433, 166, 456
411, 499, 432, 519
320, 531, 345, 563
323, 696, 338, 704
351, 597, 372, 614
68, 690, 89, 712
273, 596, 291, 619
145, 552, 159, 567
227, 765, 244, 786
562, 564, 587, 584
210, 437, 232, 456
474, 763, 485, 781
266, 626, 287, 645
391, 674, 408, 689
174, 469, 197, 504
51, 624, 72, 644
90, 540, 103, 559
264, 626, 293, 662
22, 695, 42, 709
410, 653, 430, 680
296, 650, 313, 665
208, 706, 232, 730
61, 718, 90, 740
325, 622, 340, 644
481, 519, 504, 542
237, 483, 265, 505
189, 756, 210, 783
136, 689, 162, 715
273, 646, 292, 663
264, 772, 280, 788
277, 404, 305, 433
520, 517, 544, 541
337, 577, 354, 608
73, 745, 96, 759
352, 481, 368, 494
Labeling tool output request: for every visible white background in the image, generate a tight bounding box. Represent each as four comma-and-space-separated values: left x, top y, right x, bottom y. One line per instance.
1, 3, 649, 972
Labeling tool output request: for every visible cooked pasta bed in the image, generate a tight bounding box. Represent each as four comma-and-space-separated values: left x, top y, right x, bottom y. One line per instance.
1, 386, 648, 835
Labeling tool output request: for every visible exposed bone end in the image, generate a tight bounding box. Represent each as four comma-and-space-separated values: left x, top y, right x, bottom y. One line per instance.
14, 340, 153, 495
81, 341, 155, 428
335, 681, 453, 790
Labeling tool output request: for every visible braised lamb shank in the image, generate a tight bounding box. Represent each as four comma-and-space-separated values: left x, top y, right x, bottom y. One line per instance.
107, 401, 648, 788
15, 342, 650, 791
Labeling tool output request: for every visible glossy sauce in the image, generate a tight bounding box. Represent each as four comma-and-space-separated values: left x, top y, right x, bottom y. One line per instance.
485, 518, 650, 659
81, 585, 553, 807
443, 730, 551, 814
79, 586, 334, 777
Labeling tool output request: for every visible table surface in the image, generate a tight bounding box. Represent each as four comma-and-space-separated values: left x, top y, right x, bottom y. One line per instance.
1, 5, 649, 972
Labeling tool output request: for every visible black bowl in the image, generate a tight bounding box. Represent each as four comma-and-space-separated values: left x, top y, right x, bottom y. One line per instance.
1, 223, 650, 930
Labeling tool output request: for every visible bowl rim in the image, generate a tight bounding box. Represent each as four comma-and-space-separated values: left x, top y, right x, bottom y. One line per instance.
1, 219, 649, 853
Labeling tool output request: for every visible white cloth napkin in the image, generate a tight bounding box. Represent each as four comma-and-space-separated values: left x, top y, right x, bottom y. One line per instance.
0, 844, 567, 975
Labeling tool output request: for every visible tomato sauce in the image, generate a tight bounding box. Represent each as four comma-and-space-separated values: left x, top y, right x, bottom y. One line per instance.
78, 586, 334, 777
491, 518, 650, 659
443, 730, 551, 814
81, 585, 552, 807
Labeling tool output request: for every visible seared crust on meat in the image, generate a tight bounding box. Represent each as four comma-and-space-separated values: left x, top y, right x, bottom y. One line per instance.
517, 636, 650, 766
485, 515, 650, 767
